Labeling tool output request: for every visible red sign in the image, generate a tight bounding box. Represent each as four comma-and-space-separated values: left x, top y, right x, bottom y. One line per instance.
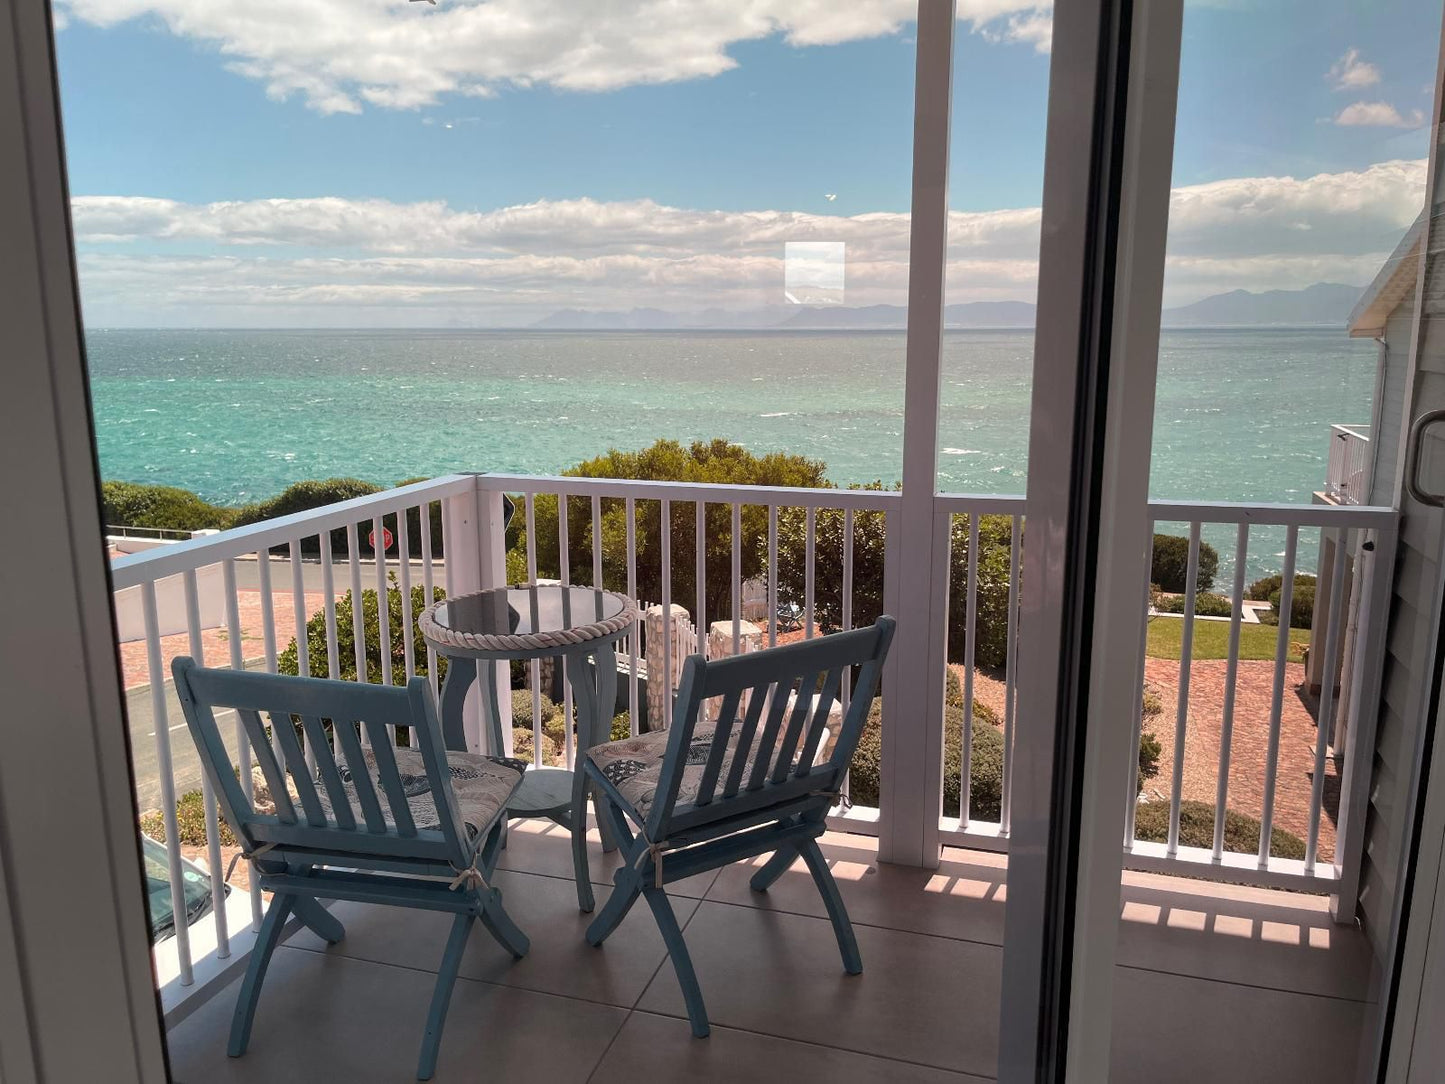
368, 526, 394, 552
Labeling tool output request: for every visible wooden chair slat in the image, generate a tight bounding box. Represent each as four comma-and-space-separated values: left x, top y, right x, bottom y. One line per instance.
745, 683, 793, 792
269, 709, 327, 827
331, 717, 387, 834
693, 689, 742, 807
770, 671, 819, 784
300, 715, 355, 831
363, 720, 418, 838
721, 688, 769, 799
794, 667, 844, 776
236, 705, 296, 825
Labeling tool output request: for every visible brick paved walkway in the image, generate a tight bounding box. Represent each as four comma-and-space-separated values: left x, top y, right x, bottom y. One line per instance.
957, 657, 1336, 859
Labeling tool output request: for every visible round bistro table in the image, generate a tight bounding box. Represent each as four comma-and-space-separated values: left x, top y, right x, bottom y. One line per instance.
419, 584, 638, 912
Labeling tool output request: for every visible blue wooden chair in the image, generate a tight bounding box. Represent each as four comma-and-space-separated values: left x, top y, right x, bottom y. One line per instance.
582, 616, 895, 1037
171, 658, 532, 1081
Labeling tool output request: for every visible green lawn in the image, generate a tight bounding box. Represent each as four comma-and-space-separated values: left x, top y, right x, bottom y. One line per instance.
1146, 616, 1308, 663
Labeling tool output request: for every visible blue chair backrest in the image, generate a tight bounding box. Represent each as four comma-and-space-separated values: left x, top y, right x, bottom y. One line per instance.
171, 658, 471, 870
647, 616, 895, 838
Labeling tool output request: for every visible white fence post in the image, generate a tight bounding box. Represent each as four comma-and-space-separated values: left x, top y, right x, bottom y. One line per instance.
478, 485, 514, 756
645, 604, 690, 729
442, 484, 490, 753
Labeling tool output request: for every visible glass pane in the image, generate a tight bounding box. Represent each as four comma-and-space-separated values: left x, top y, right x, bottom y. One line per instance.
1107, 2, 1444, 1078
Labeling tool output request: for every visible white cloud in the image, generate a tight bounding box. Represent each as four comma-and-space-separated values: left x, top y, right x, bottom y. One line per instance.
1329, 48, 1381, 90
69, 158, 1427, 324
983, 11, 1052, 53
55, 0, 1053, 114
1335, 101, 1427, 128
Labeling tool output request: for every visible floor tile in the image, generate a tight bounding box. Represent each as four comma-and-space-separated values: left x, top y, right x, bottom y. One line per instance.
1115, 877, 1372, 1000
286, 870, 699, 1008
494, 818, 719, 898
166, 946, 626, 1084
707, 833, 1007, 945
1110, 965, 1367, 1084
591, 1010, 992, 1084
635, 900, 1002, 1076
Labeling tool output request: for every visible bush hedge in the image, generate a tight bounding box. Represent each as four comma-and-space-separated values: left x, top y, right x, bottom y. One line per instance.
233, 478, 384, 557
1132, 799, 1306, 859
102, 481, 233, 533
849, 701, 1004, 820
279, 581, 445, 688
850, 694, 1162, 817
1137, 730, 1162, 789
1269, 584, 1316, 628
1154, 591, 1233, 617
1151, 533, 1219, 593
512, 727, 558, 764
1246, 572, 1316, 601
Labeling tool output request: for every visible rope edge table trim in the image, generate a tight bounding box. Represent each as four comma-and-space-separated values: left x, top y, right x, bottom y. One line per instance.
419, 588, 640, 653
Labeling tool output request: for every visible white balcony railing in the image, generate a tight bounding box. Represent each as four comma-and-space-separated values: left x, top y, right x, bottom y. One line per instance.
111, 473, 1397, 1016
1325, 424, 1371, 505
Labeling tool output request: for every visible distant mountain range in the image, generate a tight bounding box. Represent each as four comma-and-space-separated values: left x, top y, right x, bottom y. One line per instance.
1156, 282, 1365, 327
531, 283, 1366, 330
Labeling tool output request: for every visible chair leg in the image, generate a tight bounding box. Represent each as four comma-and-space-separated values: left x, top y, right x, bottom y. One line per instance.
585, 869, 642, 947
477, 887, 530, 959
227, 892, 295, 1057
799, 838, 862, 975
643, 885, 710, 1038
417, 913, 474, 1081
748, 844, 799, 893
569, 762, 596, 914
291, 895, 345, 944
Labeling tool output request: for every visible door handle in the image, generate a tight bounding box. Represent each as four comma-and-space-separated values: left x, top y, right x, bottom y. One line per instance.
1406, 408, 1445, 508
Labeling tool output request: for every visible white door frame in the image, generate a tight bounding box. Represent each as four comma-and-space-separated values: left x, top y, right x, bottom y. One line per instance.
0, 2, 168, 1080
996, 0, 1183, 1078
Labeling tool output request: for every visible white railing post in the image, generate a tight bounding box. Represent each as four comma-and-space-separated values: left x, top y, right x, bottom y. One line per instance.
882, 0, 954, 869
477, 484, 513, 756
442, 484, 487, 753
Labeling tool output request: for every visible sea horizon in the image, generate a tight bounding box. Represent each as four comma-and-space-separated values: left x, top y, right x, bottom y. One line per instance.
86, 325, 1374, 579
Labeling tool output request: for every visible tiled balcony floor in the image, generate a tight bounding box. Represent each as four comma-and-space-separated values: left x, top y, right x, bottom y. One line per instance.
165, 821, 1375, 1083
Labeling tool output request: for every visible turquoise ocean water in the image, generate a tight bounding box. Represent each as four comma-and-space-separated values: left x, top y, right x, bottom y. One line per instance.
85, 327, 1377, 579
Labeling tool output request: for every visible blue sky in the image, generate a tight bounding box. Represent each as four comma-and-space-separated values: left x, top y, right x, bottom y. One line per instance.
51, 0, 1443, 326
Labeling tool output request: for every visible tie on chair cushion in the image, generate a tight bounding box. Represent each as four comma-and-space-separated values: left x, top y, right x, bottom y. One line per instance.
317, 747, 527, 840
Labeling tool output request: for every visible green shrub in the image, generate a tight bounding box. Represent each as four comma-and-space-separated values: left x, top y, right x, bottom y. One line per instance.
1151, 533, 1219, 593
1154, 592, 1233, 617
849, 702, 1004, 820
522, 439, 829, 617
139, 790, 237, 847
1137, 731, 1162, 788
233, 478, 385, 557
1246, 572, 1315, 602
511, 689, 562, 730
1141, 689, 1164, 717
512, 727, 558, 764
1132, 799, 1306, 859
1269, 584, 1316, 628
850, 698, 1154, 819
612, 713, 633, 741
279, 580, 446, 687
102, 481, 233, 532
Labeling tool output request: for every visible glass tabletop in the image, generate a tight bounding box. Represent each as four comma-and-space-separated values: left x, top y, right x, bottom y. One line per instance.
429, 584, 628, 638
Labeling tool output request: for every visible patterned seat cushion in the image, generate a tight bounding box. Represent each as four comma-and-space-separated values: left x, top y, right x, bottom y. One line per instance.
316, 746, 527, 841
587, 726, 759, 821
